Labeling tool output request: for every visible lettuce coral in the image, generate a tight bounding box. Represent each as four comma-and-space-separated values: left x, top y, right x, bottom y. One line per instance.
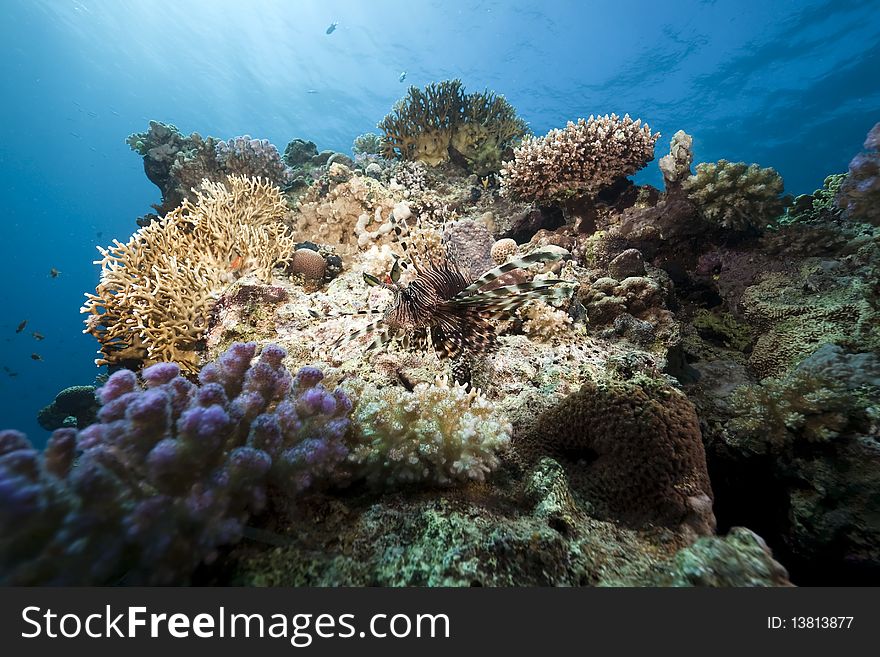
81, 175, 296, 372
345, 377, 512, 487
500, 114, 660, 202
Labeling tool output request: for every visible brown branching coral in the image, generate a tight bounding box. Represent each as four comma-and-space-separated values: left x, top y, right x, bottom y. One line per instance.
378, 79, 528, 174
499, 114, 660, 203
515, 376, 714, 532
81, 175, 295, 372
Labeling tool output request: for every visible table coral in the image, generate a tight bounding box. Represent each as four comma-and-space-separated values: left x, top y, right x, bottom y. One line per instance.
500, 114, 660, 203
82, 175, 296, 372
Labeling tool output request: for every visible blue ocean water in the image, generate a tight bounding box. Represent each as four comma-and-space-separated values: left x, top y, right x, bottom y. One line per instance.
0, 0, 878, 445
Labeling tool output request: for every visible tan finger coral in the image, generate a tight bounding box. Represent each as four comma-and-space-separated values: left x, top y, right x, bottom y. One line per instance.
500, 114, 660, 202
81, 175, 295, 372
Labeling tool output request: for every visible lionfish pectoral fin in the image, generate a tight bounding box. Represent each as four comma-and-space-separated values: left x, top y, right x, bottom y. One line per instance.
455, 249, 568, 298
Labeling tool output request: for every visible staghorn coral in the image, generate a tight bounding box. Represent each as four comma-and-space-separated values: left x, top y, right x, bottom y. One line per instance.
500, 114, 660, 203
658, 129, 694, 189
345, 376, 512, 487
837, 122, 880, 225
81, 175, 296, 372
0, 343, 352, 585
683, 160, 787, 233
379, 79, 528, 174
516, 376, 714, 531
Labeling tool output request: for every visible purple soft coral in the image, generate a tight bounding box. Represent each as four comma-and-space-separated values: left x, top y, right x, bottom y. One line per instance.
0, 343, 353, 585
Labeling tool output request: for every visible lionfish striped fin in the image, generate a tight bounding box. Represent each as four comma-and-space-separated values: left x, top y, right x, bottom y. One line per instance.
331, 317, 386, 348
451, 280, 575, 305
455, 250, 565, 298
309, 308, 384, 319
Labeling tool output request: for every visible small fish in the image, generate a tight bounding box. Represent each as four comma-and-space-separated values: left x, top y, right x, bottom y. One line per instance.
326, 22, 337, 34
229, 254, 244, 271
96, 231, 103, 239
32, 331, 44, 341
31, 353, 43, 361
50, 267, 61, 278
15, 320, 27, 333
399, 71, 407, 83
306, 89, 318, 94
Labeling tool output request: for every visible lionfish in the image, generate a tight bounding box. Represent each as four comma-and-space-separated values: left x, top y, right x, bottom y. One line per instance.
316, 216, 574, 369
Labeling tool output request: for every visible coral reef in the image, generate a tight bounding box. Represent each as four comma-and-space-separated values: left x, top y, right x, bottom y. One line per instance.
740, 263, 879, 378
837, 122, 880, 225
214, 136, 292, 188
346, 376, 512, 487
683, 160, 787, 233
228, 458, 787, 587
0, 343, 352, 585
379, 79, 529, 174
778, 174, 846, 225
36, 385, 99, 431
352, 132, 384, 156
516, 376, 714, 532
658, 129, 694, 190
500, 114, 660, 202
81, 175, 295, 372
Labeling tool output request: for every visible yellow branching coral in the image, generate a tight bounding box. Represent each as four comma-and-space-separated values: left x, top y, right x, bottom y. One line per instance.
378, 79, 528, 174
345, 377, 512, 487
500, 114, 660, 202
81, 175, 295, 372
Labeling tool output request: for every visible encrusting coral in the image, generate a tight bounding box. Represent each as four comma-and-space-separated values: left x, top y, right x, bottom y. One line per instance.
500, 114, 660, 203
379, 79, 529, 174
0, 342, 353, 585
345, 376, 512, 487
81, 175, 296, 372
683, 159, 787, 233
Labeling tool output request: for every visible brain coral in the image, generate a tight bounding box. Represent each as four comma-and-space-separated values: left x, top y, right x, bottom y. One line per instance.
500, 114, 660, 202
345, 377, 512, 487
683, 160, 787, 233
82, 175, 295, 372
379, 79, 529, 174
516, 376, 714, 531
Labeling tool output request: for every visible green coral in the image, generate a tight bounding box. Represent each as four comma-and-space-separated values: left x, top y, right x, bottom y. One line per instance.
345, 377, 512, 487
378, 79, 528, 174
727, 346, 880, 454
776, 173, 846, 226
683, 159, 788, 233
351, 132, 383, 156
692, 309, 753, 352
